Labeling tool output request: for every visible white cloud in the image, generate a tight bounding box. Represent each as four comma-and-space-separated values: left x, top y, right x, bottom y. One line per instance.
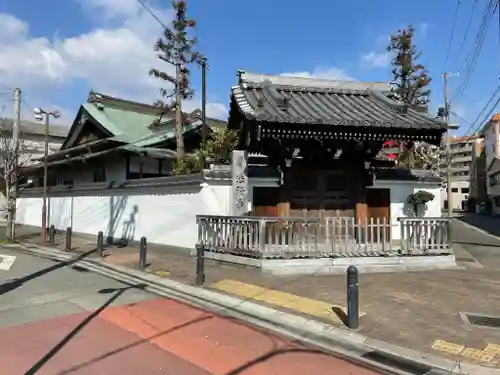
361, 51, 391, 68
280, 66, 354, 81
0, 1, 228, 124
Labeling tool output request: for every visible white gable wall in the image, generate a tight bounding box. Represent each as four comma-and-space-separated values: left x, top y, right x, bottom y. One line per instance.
370, 179, 442, 240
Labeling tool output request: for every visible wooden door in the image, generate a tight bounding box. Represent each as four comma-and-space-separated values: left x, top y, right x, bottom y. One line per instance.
367, 188, 390, 239
252, 187, 279, 216
289, 169, 354, 219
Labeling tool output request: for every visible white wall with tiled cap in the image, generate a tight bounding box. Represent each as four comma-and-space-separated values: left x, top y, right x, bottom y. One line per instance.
369, 179, 442, 240
15, 179, 232, 250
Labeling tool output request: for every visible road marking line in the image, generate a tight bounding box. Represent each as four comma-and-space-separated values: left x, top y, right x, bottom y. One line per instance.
211, 279, 364, 323
0, 254, 16, 271
431, 339, 500, 363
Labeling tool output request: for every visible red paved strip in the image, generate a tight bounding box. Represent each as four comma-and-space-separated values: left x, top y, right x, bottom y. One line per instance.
0, 297, 382, 374
100, 298, 381, 375
0, 311, 212, 374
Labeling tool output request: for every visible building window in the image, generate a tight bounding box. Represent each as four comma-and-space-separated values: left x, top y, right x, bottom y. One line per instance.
93, 167, 106, 182
451, 188, 458, 193
461, 187, 469, 194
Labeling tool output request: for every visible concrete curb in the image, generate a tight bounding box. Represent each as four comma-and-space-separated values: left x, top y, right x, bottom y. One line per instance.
5, 243, 500, 375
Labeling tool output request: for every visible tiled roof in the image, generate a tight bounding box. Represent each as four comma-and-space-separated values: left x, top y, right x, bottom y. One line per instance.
0, 118, 68, 138
62, 91, 226, 149
231, 71, 446, 131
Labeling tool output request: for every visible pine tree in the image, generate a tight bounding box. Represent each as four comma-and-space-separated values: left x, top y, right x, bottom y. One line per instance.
150, 0, 202, 162
387, 24, 435, 171
387, 24, 431, 108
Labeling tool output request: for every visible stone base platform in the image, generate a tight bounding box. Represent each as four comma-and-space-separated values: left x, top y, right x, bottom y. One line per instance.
204, 251, 460, 275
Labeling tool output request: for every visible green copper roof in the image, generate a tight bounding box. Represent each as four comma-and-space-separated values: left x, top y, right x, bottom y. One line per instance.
83, 102, 161, 143
83, 102, 205, 148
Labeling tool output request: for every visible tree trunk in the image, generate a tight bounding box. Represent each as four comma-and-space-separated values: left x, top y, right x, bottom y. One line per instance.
175, 62, 185, 162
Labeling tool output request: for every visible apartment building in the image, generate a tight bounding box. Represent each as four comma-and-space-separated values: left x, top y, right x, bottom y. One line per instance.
441, 135, 479, 211
469, 137, 487, 211
479, 113, 500, 214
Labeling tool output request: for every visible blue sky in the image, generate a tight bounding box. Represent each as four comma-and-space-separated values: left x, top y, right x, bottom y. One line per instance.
0, 0, 498, 136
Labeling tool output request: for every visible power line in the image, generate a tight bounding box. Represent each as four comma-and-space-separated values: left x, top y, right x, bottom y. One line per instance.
453, 0, 498, 101
473, 93, 500, 134
21, 97, 33, 114
444, 0, 461, 69
455, 0, 478, 66
449, 110, 472, 126
0, 83, 13, 91
464, 83, 500, 135
136, 0, 167, 28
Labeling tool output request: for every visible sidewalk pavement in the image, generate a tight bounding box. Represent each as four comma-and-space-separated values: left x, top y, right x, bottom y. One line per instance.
16, 226, 500, 371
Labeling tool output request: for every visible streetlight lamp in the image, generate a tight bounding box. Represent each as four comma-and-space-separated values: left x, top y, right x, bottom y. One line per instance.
34, 107, 60, 243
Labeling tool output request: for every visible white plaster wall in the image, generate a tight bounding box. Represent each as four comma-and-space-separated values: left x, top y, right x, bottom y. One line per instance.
440, 180, 469, 210
16, 180, 232, 249
371, 180, 442, 240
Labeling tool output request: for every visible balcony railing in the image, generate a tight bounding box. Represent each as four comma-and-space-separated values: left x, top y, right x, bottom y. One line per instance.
196, 215, 452, 259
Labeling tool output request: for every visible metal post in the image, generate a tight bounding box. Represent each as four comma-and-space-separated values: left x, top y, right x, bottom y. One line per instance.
196, 245, 205, 285
41, 114, 49, 243
139, 237, 147, 270
97, 231, 104, 257
346, 265, 359, 329
65, 227, 72, 251
49, 225, 55, 246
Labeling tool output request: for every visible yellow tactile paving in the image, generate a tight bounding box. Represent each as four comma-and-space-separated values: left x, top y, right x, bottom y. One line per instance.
431, 340, 500, 364
211, 279, 364, 323
154, 270, 170, 277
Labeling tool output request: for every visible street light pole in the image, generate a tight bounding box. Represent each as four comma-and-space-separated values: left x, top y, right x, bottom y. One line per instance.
41, 113, 49, 243
34, 108, 60, 243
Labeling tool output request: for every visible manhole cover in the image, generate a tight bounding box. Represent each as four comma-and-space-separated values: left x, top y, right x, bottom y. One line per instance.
460, 312, 500, 329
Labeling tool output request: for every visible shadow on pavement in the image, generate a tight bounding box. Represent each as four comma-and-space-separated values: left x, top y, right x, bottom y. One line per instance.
24, 284, 147, 375
56, 314, 215, 375
0, 249, 96, 297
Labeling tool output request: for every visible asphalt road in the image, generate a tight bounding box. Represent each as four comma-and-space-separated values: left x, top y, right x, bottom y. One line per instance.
453, 214, 500, 269
0, 248, 383, 374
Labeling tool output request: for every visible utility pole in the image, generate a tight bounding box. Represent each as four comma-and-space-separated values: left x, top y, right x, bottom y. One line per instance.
443, 72, 459, 217
7, 88, 21, 240
200, 56, 207, 169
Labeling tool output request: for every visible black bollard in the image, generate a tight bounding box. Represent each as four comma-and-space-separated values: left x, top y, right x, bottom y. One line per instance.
65, 227, 72, 251
139, 237, 147, 270
49, 225, 55, 246
97, 231, 104, 257
196, 244, 205, 285
346, 265, 359, 329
